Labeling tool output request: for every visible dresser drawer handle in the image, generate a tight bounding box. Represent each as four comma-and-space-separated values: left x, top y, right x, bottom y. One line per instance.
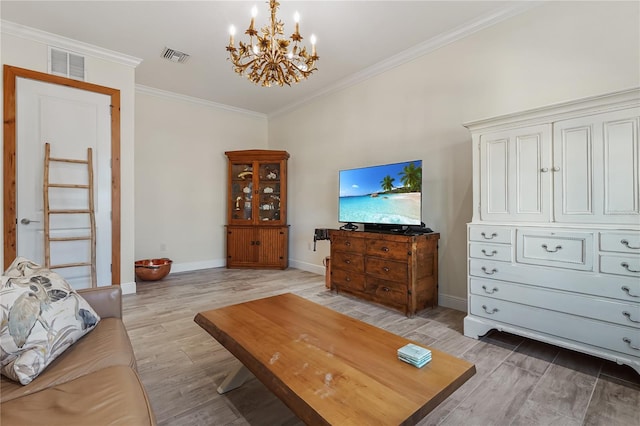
382, 287, 390, 292
481, 232, 498, 240
623, 337, 640, 351
621, 239, 640, 250
622, 286, 639, 298
621, 262, 640, 273
541, 244, 562, 253
481, 249, 498, 257
344, 259, 351, 264
345, 241, 351, 247
381, 247, 389, 252
622, 311, 640, 324
481, 305, 499, 314
481, 267, 498, 275
481, 285, 498, 294
383, 267, 390, 272
345, 277, 351, 282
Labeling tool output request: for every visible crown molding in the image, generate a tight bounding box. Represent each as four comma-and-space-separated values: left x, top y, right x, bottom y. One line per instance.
269, 1, 542, 118
136, 85, 267, 119
1, 20, 142, 68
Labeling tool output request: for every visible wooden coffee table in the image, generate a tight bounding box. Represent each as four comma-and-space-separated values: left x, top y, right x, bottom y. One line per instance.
194, 293, 475, 425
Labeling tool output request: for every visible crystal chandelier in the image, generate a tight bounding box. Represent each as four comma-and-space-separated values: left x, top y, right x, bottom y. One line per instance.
226, 0, 318, 87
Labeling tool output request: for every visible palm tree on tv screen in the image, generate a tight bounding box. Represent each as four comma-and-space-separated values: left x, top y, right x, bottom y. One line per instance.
399, 162, 422, 192
380, 175, 395, 192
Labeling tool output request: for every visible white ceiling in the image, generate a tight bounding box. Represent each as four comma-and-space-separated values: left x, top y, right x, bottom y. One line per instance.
1, 1, 531, 115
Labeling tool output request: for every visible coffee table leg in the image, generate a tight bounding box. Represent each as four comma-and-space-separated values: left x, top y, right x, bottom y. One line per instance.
217, 363, 254, 394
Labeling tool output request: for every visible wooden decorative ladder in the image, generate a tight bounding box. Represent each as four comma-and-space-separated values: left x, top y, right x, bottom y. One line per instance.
43, 142, 97, 288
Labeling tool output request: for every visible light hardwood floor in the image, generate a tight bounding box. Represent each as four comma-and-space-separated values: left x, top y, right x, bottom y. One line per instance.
123, 268, 640, 426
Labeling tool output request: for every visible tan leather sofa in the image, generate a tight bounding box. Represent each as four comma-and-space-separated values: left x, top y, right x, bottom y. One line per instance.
1, 286, 156, 426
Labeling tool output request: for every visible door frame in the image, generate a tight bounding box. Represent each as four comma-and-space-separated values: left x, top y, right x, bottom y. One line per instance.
3, 65, 121, 284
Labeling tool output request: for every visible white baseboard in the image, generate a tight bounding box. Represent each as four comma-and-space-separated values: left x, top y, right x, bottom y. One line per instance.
289, 259, 325, 276
171, 259, 225, 273
438, 293, 467, 312
120, 281, 136, 295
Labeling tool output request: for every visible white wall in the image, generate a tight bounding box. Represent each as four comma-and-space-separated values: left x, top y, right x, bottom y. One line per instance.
269, 1, 640, 310
0, 26, 138, 291
134, 90, 268, 272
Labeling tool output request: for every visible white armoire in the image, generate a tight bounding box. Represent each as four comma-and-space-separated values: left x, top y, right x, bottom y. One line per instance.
463, 88, 640, 375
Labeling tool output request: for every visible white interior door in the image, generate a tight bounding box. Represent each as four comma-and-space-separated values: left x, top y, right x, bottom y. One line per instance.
16, 77, 111, 289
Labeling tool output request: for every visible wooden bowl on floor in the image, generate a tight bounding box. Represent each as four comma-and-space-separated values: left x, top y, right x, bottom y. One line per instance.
134, 258, 172, 281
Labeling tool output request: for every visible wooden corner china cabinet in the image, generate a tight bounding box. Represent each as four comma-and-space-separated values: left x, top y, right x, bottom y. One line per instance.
225, 150, 289, 269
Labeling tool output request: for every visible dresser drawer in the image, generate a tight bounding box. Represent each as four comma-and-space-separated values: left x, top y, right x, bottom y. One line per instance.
365, 239, 410, 261
516, 229, 594, 271
469, 243, 512, 262
365, 257, 408, 282
470, 278, 640, 329
469, 225, 512, 244
469, 259, 640, 302
601, 254, 640, 278
331, 268, 365, 292
470, 295, 640, 358
331, 234, 365, 253
331, 251, 364, 273
600, 231, 640, 254
364, 277, 408, 307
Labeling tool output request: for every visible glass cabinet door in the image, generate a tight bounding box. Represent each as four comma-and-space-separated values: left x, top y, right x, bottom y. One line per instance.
230, 162, 254, 221
257, 162, 282, 223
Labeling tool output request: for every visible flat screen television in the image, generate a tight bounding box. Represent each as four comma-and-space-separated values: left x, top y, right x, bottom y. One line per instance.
338, 160, 422, 232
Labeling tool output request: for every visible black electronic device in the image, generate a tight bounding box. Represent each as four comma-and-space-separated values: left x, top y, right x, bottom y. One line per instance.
338, 160, 422, 233
313, 228, 330, 251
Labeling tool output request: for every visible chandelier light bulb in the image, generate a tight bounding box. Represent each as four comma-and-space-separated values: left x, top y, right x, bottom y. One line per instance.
294, 12, 300, 23
251, 5, 258, 18
229, 25, 236, 46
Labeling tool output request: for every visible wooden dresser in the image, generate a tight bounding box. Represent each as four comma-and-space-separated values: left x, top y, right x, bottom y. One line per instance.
329, 229, 440, 316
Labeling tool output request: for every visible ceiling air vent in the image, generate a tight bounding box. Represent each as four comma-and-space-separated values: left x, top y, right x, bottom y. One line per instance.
49, 47, 86, 81
162, 47, 190, 64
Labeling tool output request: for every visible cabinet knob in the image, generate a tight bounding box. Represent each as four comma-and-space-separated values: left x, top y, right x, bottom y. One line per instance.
622, 311, 640, 324
623, 337, 640, 351
621, 262, 639, 273
344, 259, 351, 264
541, 244, 562, 253
552, 166, 560, 172
622, 286, 639, 298
382, 287, 390, 292
481, 305, 499, 315
481, 285, 498, 294
540, 167, 549, 172
383, 267, 390, 272
621, 239, 640, 250
381, 247, 389, 252
481, 266, 498, 275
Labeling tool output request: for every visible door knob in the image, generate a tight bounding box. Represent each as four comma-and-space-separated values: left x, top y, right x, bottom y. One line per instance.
20, 218, 40, 225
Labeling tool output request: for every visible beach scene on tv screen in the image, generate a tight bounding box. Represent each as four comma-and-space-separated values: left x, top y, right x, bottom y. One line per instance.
339, 160, 422, 225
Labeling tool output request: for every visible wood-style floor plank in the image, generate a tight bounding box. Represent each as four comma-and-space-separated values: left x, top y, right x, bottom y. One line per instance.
122, 267, 640, 426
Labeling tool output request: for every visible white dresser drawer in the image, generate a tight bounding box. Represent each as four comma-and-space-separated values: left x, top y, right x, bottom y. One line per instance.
469, 225, 512, 244
600, 231, 640, 254
470, 278, 640, 329
469, 259, 640, 302
469, 295, 640, 358
601, 254, 640, 278
516, 229, 594, 271
469, 243, 512, 262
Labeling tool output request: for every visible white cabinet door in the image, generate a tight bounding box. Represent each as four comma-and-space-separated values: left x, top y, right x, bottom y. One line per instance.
479, 124, 552, 222
554, 108, 640, 224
